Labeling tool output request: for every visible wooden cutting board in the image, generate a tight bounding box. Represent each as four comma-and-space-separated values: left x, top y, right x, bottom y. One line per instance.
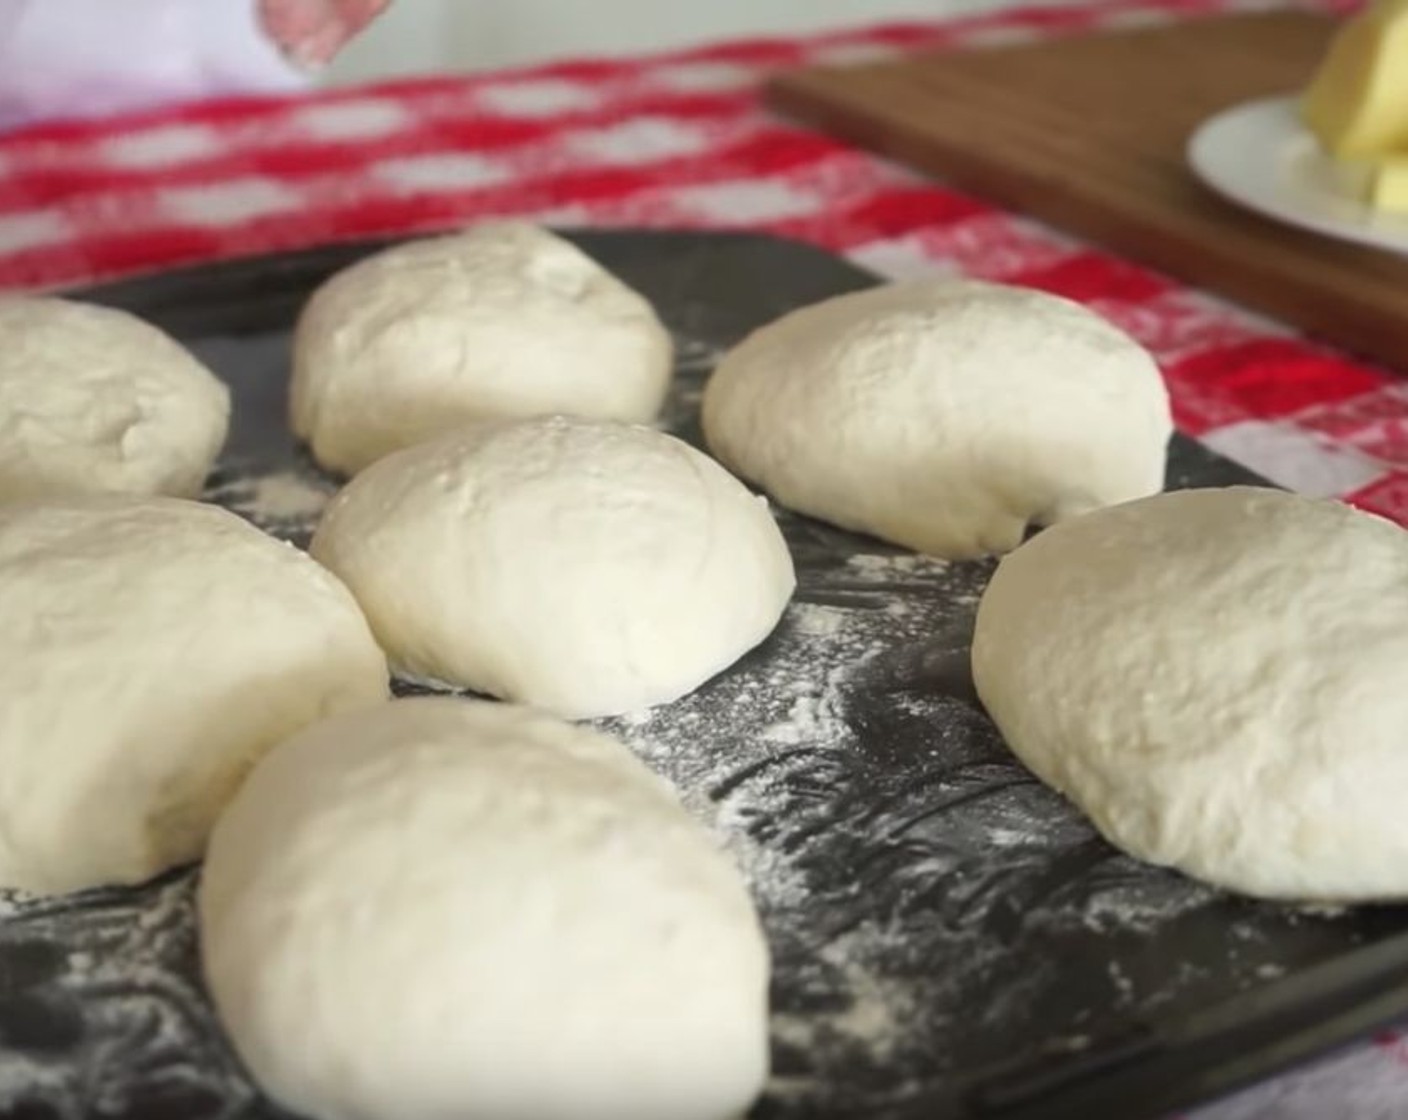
768, 11, 1408, 372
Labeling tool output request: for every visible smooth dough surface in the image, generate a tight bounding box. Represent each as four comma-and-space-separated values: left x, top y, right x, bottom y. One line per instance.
200, 696, 770, 1120
0, 497, 387, 895
290, 222, 673, 474
311, 416, 796, 718
702, 278, 1172, 559
0, 298, 230, 500
972, 486, 1408, 902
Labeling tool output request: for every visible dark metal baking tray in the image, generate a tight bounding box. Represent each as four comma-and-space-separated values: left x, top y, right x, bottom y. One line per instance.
2, 230, 1406, 1120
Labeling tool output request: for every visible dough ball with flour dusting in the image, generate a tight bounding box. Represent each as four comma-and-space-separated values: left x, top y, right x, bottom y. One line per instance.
973, 486, 1408, 902
0, 496, 387, 896
200, 696, 770, 1120
311, 416, 795, 718
0, 298, 229, 501
291, 222, 673, 475
702, 279, 1171, 559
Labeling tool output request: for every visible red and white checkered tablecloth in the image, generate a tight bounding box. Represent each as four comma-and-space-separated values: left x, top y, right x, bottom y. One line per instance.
2, 0, 1407, 1115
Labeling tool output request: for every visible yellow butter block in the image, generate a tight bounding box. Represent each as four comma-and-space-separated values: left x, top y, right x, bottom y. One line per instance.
1368, 158, 1408, 213
1303, 0, 1408, 158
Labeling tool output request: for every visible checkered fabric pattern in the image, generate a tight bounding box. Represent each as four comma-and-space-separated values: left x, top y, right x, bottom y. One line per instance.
1, 1, 1406, 1114
0, 0, 1398, 515
1, 0, 1399, 527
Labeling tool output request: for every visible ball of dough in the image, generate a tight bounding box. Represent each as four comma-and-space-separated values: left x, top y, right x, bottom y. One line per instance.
972, 486, 1408, 902
200, 696, 770, 1120
290, 222, 674, 475
310, 416, 795, 718
0, 297, 230, 501
702, 278, 1172, 559
0, 497, 387, 896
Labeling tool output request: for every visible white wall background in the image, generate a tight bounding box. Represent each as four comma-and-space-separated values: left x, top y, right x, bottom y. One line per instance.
326, 0, 1009, 83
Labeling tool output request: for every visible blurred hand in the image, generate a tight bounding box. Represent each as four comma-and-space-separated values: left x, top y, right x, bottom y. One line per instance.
258, 0, 390, 67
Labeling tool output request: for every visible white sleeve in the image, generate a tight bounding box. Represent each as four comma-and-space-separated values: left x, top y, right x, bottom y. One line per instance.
0, 0, 308, 131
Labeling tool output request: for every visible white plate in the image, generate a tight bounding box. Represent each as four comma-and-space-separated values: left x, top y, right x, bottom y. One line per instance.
1187, 94, 1408, 255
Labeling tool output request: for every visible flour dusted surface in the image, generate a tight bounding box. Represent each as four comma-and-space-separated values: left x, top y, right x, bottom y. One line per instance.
0, 237, 1387, 1120
208, 469, 335, 526
0, 874, 254, 1119
0, 450, 1285, 1117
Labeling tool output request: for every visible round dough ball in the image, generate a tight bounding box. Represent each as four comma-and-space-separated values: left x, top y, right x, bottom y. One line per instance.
0, 497, 387, 895
311, 416, 795, 718
0, 297, 230, 501
702, 278, 1172, 559
290, 222, 674, 475
200, 696, 769, 1120
972, 486, 1408, 902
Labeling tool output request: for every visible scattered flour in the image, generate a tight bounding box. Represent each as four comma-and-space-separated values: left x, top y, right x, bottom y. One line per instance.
846, 552, 956, 580
788, 601, 849, 638
0, 874, 253, 1119
0, 300, 1370, 1120
1109, 960, 1135, 1002
208, 468, 337, 528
